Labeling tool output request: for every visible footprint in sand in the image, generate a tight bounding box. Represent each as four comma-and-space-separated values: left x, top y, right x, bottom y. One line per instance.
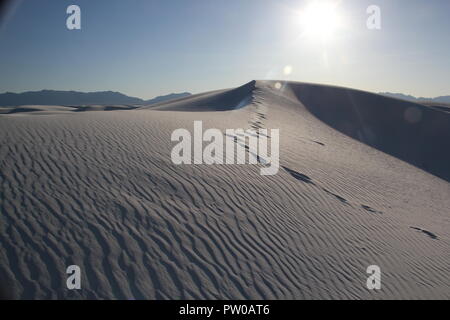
312, 140, 325, 146
323, 188, 349, 205
283, 166, 351, 205
361, 205, 383, 215
283, 167, 314, 184
410, 227, 438, 240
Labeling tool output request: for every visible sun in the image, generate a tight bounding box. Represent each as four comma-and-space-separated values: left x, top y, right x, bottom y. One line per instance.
297, 1, 342, 42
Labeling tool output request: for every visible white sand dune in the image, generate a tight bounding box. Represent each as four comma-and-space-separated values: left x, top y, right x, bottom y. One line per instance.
0, 80, 449, 299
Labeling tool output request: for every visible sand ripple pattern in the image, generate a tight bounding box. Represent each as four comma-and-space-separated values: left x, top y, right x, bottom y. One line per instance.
0, 81, 449, 299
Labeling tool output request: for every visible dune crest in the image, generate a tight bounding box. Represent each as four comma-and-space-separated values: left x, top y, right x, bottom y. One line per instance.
146, 80, 450, 182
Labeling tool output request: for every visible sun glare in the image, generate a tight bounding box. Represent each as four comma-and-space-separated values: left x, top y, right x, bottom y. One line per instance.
297, 1, 342, 42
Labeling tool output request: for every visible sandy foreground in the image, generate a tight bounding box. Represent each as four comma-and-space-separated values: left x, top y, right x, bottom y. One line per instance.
0, 80, 449, 299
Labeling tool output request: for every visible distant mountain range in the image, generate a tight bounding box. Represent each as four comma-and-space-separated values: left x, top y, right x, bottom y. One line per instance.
380, 92, 450, 104
0, 90, 191, 106
3, 89, 447, 107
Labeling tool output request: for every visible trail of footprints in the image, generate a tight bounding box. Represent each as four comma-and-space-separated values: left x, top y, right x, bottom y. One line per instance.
234, 99, 440, 242
230, 100, 270, 164
243, 101, 385, 218
283, 166, 439, 241
234, 98, 324, 165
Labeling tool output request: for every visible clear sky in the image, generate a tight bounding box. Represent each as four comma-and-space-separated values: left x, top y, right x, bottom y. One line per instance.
0, 0, 449, 99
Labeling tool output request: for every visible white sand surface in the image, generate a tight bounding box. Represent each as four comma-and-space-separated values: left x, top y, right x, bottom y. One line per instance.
0, 80, 449, 299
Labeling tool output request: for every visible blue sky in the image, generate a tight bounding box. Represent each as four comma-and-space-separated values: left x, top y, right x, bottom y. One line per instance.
0, 0, 449, 99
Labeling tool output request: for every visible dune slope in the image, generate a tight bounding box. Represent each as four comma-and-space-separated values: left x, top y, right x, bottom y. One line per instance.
286, 82, 450, 182
0, 80, 449, 299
